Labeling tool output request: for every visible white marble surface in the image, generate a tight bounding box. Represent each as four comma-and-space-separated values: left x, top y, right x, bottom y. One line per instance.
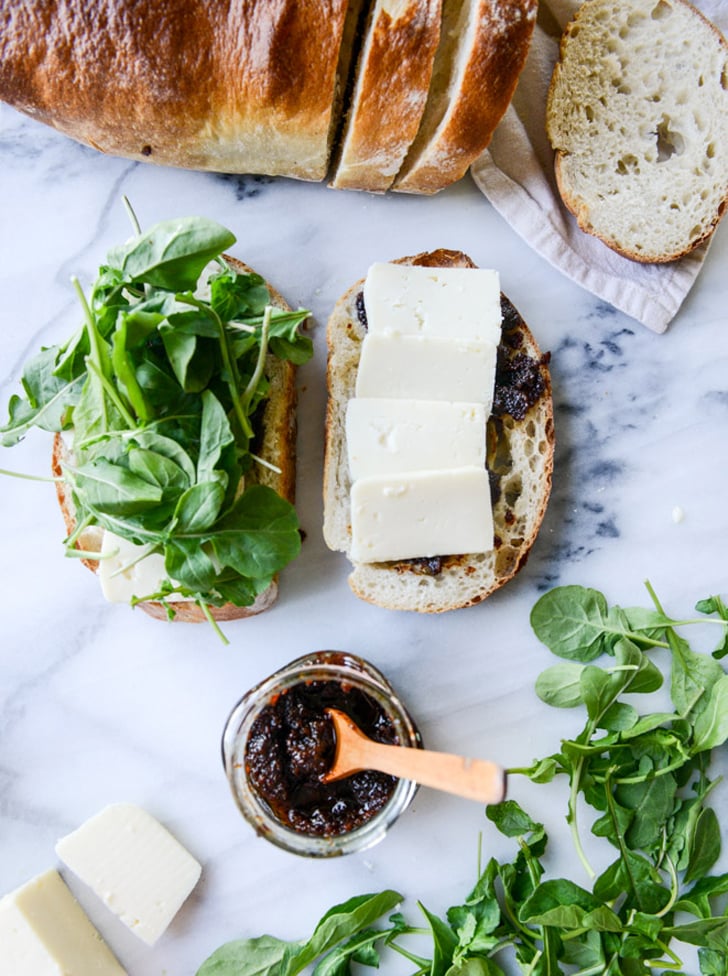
0, 102, 727, 975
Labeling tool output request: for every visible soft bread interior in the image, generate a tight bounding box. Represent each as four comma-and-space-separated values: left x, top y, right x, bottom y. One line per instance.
546, 0, 728, 261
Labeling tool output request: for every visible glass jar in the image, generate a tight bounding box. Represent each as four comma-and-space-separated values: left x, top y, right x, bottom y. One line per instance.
221, 651, 422, 857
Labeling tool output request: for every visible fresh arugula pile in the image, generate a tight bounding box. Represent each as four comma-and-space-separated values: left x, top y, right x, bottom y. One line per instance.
0, 209, 311, 637
197, 583, 728, 974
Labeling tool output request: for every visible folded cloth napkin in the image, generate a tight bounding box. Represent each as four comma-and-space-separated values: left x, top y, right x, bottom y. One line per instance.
470, 0, 728, 333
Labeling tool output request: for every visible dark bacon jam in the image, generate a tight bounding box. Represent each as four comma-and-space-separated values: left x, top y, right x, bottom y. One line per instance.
244, 680, 398, 837
356, 290, 368, 330
493, 297, 549, 422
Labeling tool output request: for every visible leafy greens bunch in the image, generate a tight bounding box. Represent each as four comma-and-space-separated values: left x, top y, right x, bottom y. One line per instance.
197, 583, 728, 974
0, 212, 312, 636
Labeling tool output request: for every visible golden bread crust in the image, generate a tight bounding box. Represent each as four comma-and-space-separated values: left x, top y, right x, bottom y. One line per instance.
0, 0, 354, 180
394, 0, 538, 194
330, 0, 443, 192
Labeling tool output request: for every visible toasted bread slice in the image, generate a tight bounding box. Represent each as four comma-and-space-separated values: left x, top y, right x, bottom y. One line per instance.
323, 249, 554, 612
52, 257, 299, 623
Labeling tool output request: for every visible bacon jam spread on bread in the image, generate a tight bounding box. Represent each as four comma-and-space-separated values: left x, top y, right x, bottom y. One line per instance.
1, 212, 311, 636
323, 249, 554, 613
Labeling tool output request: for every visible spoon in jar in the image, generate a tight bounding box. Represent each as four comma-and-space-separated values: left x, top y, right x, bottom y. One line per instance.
322, 708, 506, 805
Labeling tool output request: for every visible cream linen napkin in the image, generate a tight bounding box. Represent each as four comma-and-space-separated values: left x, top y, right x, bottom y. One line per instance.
470, 0, 728, 333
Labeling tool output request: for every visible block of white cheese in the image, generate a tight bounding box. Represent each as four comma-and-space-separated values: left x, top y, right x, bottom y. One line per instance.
355, 334, 498, 411
350, 467, 494, 563
363, 263, 502, 344
346, 398, 486, 480
0, 869, 126, 975
55, 803, 201, 946
99, 531, 191, 604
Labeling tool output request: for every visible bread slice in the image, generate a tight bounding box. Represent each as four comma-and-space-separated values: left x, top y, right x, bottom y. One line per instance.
546, 0, 728, 263
0, 0, 362, 181
392, 0, 538, 195
329, 0, 443, 192
323, 249, 554, 613
52, 258, 299, 623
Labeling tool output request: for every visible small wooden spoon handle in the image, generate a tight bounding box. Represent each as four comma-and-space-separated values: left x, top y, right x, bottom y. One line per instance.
324, 709, 506, 805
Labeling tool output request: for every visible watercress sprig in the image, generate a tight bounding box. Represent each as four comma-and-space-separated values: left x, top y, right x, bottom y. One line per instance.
1, 209, 312, 636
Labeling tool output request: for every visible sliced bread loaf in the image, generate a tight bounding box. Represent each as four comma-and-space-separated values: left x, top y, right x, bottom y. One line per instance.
323, 249, 554, 612
547, 0, 728, 263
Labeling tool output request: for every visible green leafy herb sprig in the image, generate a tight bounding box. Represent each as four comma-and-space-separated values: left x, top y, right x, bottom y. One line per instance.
196, 583, 728, 974
1, 208, 312, 639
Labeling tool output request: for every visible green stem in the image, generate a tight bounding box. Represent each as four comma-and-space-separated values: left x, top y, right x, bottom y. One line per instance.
654, 855, 679, 919
64, 512, 95, 549
84, 358, 137, 428
568, 752, 596, 879
196, 599, 229, 645
122, 195, 142, 235
0, 467, 61, 483
179, 294, 253, 440
242, 305, 272, 408
72, 276, 109, 430
596, 756, 689, 785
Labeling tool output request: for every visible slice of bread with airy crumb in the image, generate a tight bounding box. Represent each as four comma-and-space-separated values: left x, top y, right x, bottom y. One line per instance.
392, 0, 537, 194
323, 249, 554, 612
546, 0, 728, 263
52, 257, 299, 623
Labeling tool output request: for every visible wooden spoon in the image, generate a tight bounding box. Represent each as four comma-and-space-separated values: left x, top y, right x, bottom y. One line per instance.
323, 708, 506, 805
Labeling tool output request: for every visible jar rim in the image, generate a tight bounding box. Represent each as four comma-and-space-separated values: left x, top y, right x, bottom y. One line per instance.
221, 651, 421, 857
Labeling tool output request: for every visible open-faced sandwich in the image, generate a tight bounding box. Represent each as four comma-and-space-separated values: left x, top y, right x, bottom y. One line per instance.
323, 249, 554, 612
1, 210, 311, 633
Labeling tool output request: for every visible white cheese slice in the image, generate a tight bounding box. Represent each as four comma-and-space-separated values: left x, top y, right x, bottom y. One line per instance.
363, 263, 502, 343
350, 467, 493, 563
346, 398, 486, 480
99, 531, 191, 604
0, 869, 126, 975
55, 803, 202, 947
355, 334, 497, 410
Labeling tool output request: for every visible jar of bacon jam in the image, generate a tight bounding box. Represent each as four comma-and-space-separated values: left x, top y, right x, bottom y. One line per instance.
222, 651, 421, 857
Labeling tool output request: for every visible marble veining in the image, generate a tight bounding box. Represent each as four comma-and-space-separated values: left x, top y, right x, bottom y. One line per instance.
0, 100, 727, 975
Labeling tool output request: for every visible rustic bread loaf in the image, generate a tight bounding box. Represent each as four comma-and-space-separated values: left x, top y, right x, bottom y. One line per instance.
393, 0, 538, 194
546, 0, 728, 263
0, 0, 360, 181
323, 249, 554, 613
330, 0, 443, 192
0, 0, 536, 194
52, 258, 299, 623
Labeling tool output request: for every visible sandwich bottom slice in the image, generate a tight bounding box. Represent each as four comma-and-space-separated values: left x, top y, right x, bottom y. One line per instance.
323, 248, 554, 612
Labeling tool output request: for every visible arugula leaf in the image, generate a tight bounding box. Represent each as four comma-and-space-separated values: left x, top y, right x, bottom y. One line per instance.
281, 892, 402, 976
196, 935, 291, 976
0, 348, 84, 446
518, 879, 622, 932
106, 216, 236, 291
